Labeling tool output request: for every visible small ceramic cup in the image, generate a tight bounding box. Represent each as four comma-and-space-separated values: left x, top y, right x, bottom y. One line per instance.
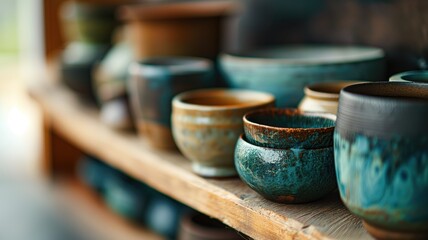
235, 135, 336, 203
128, 57, 214, 150
243, 108, 336, 149
172, 89, 275, 177
298, 81, 362, 114
389, 70, 428, 83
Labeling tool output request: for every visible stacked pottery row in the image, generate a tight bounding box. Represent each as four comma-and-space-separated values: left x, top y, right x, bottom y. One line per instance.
78, 156, 243, 239
334, 81, 428, 239
235, 108, 337, 203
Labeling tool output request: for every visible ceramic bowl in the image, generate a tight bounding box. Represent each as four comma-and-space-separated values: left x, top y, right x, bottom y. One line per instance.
298, 81, 362, 114
60, 41, 110, 104
389, 70, 428, 83
172, 89, 275, 177
77, 155, 119, 194
178, 211, 242, 240
144, 191, 190, 239
235, 135, 336, 203
128, 57, 214, 150
243, 108, 335, 149
104, 173, 148, 222
335, 82, 428, 239
220, 45, 385, 107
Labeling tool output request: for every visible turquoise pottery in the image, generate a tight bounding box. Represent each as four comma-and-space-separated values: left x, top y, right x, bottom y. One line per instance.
144, 191, 190, 239
220, 45, 385, 107
335, 82, 428, 239
104, 173, 148, 222
243, 108, 336, 149
77, 155, 119, 194
235, 135, 336, 203
389, 70, 428, 83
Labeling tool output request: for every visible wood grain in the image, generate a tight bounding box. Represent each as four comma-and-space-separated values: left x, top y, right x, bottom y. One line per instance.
29, 83, 373, 240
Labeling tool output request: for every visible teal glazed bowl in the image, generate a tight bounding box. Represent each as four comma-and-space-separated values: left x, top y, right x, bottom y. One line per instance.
389, 70, 428, 83
235, 135, 336, 203
243, 108, 336, 149
335, 82, 428, 239
220, 45, 385, 107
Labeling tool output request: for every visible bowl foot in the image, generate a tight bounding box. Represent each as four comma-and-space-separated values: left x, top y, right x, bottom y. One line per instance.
363, 221, 428, 240
192, 163, 237, 177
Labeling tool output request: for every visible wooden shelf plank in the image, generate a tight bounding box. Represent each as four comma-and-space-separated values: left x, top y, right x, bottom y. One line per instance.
29, 83, 373, 240
57, 180, 164, 240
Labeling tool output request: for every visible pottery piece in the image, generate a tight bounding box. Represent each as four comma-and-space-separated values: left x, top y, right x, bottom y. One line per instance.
389, 70, 428, 83
243, 108, 335, 149
60, 41, 110, 104
104, 172, 147, 222
220, 45, 385, 107
144, 191, 190, 239
235, 135, 336, 203
172, 89, 275, 177
298, 81, 362, 114
94, 28, 135, 130
128, 57, 214, 150
118, 0, 237, 60
60, 1, 119, 44
77, 155, 119, 194
178, 211, 242, 240
334, 82, 428, 239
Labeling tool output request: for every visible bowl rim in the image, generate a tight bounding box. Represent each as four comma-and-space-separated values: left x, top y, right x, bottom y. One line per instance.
237, 134, 334, 151
389, 70, 428, 83
304, 80, 364, 100
221, 45, 384, 66
129, 57, 212, 76
172, 88, 275, 111
243, 108, 336, 132
340, 82, 428, 103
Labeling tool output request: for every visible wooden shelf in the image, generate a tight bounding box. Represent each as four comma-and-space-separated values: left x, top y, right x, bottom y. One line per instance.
57, 180, 164, 240
29, 83, 373, 240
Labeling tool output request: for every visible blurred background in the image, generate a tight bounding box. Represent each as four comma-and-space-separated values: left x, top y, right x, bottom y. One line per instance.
0, 0, 427, 239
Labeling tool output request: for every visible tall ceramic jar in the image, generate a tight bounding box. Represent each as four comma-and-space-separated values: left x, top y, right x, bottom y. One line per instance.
334, 82, 428, 239
298, 81, 361, 114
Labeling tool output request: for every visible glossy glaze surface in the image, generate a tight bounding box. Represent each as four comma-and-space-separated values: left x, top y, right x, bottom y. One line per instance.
172, 89, 275, 177
220, 45, 385, 107
335, 82, 428, 237
244, 108, 335, 149
128, 57, 214, 150
235, 135, 336, 203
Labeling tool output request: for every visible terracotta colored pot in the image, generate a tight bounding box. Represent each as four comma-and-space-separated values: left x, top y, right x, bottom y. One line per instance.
335, 82, 428, 239
128, 57, 214, 150
298, 81, 362, 114
119, 1, 237, 60
243, 108, 336, 149
178, 212, 242, 240
172, 89, 275, 177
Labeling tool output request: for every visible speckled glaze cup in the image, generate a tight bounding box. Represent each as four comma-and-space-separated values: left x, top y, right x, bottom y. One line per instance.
128, 57, 214, 150
243, 108, 336, 149
298, 81, 362, 114
389, 70, 428, 83
172, 89, 275, 177
335, 82, 428, 239
235, 135, 336, 203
